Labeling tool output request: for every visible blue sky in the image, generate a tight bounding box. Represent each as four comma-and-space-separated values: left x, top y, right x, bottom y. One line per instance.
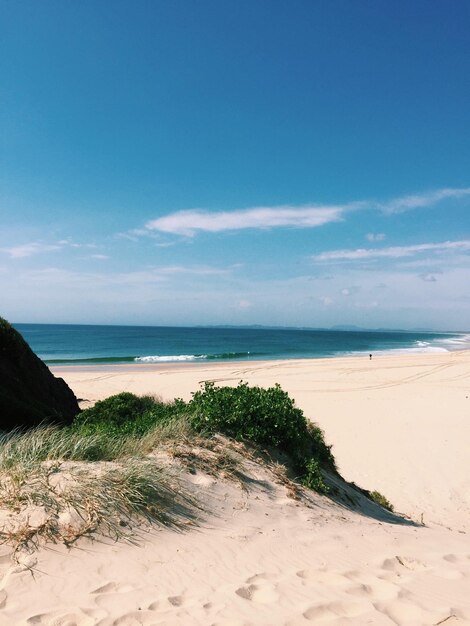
1, 0, 469, 330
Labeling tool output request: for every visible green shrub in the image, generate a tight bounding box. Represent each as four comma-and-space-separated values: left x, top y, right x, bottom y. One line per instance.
305, 421, 336, 470
188, 382, 307, 455
71, 383, 336, 495
73, 392, 184, 436
301, 458, 329, 494
187, 381, 335, 481
369, 490, 394, 512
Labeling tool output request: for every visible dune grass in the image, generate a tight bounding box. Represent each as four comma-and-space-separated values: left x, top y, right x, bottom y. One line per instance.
0, 382, 393, 554
74, 383, 335, 484
0, 421, 197, 555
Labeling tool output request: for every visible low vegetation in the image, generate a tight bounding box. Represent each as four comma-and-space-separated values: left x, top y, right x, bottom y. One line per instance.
188, 382, 334, 492
73, 392, 184, 436
0, 382, 393, 554
0, 422, 197, 556
368, 490, 394, 512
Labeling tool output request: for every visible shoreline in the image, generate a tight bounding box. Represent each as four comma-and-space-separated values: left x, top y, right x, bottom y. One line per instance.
50, 346, 470, 372
46, 343, 468, 368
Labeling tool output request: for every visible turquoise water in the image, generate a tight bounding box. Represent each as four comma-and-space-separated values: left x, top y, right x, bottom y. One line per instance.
13, 324, 468, 365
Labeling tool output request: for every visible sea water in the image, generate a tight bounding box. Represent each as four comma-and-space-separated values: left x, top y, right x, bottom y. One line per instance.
12, 324, 469, 365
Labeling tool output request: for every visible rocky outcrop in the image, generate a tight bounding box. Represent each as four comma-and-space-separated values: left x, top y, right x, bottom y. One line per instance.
0, 317, 79, 430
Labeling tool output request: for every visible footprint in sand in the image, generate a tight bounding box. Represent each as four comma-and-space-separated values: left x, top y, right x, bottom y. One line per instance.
234, 572, 279, 604
345, 570, 401, 601
438, 553, 467, 579
303, 600, 366, 622
245, 573, 270, 584
91, 581, 134, 594
235, 583, 278, 604
296, 568, 351, 588
147, 600, 160, 611
382, 556, 428, 572
147, 593, 193, 613
26, 612, 96, 625
110, 612, 160, 626
374, 600, 451, 626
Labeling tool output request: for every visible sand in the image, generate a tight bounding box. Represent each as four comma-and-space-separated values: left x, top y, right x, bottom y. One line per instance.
0, 350, 469, 625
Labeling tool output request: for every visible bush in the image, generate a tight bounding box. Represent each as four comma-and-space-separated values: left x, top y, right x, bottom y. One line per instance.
188, 382, 307, 454
187, 381, 335, 478
305, 421, 336, 470
301, 458, 329, 494
71, 383, 336, 495
73, 392, 184, 436
369, 490, 394, 512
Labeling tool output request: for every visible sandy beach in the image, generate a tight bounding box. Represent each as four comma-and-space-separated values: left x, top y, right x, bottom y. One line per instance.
0, 350, 469, 625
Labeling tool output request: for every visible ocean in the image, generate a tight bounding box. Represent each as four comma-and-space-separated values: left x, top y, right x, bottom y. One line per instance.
12, 323, 469, 365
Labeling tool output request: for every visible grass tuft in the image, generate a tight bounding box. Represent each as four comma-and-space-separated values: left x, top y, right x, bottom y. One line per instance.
368, 490, 394, 512
0, 423, 197, 555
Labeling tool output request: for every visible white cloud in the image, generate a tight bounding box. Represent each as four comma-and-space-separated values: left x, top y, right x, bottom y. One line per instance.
146, 205, 346, 236
1, 239, 101, 259
141, 186, 470, 238
89, 254, 110, 260
379, 187, 470, 214
313, 240, 470, 262
366, 233, 385, 242
157, 265, 232, 276
1, 242, 62, 258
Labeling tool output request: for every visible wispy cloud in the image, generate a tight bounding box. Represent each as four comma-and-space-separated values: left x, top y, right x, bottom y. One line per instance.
157, 265, 233, 276
142, 186, 470, 237
1, 239, 101, 259
1, 242, 62, 258
313, 240, 470, 262
366, 233, 385, 242
378, 187, 470, 214
146, 205, 347, 236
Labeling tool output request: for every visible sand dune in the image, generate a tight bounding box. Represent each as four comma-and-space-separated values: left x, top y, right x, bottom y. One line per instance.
57, 350, 470, 530
0, 351, 468, 625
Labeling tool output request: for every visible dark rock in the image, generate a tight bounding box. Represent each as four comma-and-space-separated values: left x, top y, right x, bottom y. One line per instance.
0, 317, 79, 430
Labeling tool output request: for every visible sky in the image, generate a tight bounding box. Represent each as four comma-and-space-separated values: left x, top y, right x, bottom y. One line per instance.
1, 0, 469, 331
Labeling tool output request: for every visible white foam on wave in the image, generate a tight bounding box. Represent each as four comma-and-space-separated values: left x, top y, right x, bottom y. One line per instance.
374, 346, 449, 356
433, 333, 470, 349
340, 343, 449, 359
369, 334, 470, 357
134, 354, 207, 363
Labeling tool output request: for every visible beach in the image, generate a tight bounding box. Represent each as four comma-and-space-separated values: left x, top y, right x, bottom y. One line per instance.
0, 350, 469, 625
55, 349, 470, 531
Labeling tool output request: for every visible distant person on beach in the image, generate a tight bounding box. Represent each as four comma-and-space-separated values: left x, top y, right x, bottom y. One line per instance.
369, 353, 372, 360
